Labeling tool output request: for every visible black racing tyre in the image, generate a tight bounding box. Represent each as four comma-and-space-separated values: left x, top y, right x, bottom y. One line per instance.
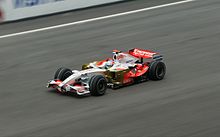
148, 61, 166, 80
89, 75, 107, 96
54, 67, 73, 81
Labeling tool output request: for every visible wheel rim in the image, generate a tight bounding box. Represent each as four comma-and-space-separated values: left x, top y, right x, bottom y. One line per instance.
97, 79, 106, 93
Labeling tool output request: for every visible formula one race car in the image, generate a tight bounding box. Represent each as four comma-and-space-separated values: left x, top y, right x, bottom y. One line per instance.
47, 48, 166, 96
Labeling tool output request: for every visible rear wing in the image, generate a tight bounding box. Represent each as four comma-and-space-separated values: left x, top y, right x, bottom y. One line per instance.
129, 48, 163, 61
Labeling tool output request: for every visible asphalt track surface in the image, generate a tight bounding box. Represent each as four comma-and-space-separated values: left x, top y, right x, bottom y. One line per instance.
0, 0, 220, 136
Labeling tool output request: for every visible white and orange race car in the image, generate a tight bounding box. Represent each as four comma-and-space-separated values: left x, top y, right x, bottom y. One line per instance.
47, 48, 166, 96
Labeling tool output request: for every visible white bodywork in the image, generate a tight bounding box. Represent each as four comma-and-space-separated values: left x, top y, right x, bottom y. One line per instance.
48, 68, 106, 95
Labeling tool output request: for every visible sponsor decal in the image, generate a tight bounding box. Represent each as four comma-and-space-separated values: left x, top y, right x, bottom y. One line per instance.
126, 60, 133, 63
133, 49, 156, 57
129, 48, 157, 58
13, 0, 64, 9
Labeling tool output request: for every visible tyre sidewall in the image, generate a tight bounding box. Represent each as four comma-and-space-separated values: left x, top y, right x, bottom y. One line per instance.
89, 75, 107, 96
54, 67, 73, 81
148, 61, 166, 80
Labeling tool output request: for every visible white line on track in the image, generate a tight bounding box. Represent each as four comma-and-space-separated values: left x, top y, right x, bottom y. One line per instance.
0, 0, 196, 39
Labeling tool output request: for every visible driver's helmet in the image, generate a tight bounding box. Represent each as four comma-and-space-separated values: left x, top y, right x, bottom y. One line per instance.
112, 50, 122, 62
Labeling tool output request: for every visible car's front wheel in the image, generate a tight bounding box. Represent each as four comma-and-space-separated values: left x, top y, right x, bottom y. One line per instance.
89, 75, 107, 96
54, 67, 73, 81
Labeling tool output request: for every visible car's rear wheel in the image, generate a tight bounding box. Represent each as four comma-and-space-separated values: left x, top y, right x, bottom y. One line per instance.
89, 75, 107, 96
54, 67, 73, 81
148, 61, 166, 80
